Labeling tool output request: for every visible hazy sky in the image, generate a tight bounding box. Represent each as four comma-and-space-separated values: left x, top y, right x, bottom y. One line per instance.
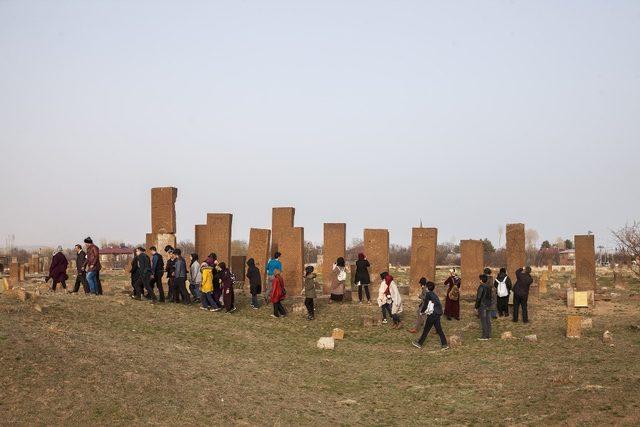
1, 1, 639, 250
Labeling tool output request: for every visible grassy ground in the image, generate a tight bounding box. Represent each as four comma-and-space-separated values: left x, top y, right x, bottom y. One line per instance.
1, 266, 640, 425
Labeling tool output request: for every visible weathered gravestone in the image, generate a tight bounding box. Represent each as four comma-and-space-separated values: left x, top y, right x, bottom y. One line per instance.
231, 256, 246, 283
322, 223, 346, 295
151, 187, 177, 234
506, 223, 526, 283
279, 227, 304, 294
247, 228, 271, 282
460, 240, 483, 295
575, 234, 596, 292
566, 315, 582, 338
364, 229, 389, 283
409, 227, 437, 296
194, 213, 232, 264
271, 207, 295, 256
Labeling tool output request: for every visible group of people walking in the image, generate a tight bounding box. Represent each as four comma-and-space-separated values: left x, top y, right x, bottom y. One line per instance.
45, 237, 103, 295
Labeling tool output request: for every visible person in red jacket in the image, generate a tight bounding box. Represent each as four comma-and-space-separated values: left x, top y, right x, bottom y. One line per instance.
270, 268, 287, 318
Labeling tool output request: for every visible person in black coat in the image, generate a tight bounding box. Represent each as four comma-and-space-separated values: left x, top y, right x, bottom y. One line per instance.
475, 274, 492, 339
512, 266, 533, 323
149, 246, 165, 302
164, 245, 176, 302
132, 247, 156, 302
246, 258, 262, 309
71, 244, 89, 294
354, 252, 371, 303
412, 280, 448, 349
494, 267, 513, 317
130, 251, 140, 294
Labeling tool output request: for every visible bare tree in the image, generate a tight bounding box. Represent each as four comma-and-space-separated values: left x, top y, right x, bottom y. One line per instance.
525, 228, 539, 250
497, 226, 504, 248
612, 222, 640, 278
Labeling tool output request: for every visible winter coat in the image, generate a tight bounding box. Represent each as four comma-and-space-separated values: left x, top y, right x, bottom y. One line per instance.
174, 257, 187, 279
151, 253, 164, 277
420, 290, 443, 315
377, 280, 403, 314
354, 259, 371, 285
137, 253, 152, 278
475, 282, 492, 309
513, 268, 533, 297
330, 265, 346, 295
130, 255, 140, 282
85, 244, 101, 272
304, 273, 317, 299
201, 266, 214, 293
271, 274, 286, 303
75, 250, 87, 273
49, 252, 68, 283
190, 260, 202, 285
266, 258, 282, 276
246, 258, 262, 295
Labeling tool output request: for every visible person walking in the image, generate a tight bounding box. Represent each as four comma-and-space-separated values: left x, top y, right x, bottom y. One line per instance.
219, 262, 236, 313
412, 280, 448, 350
70, 244, 89, 294
444, 268, 461, 320
270, 268, 287, 318
189, 253, 202, 303
475, 274, 492, 340
408, 277, 429, 333
302, 265, 317, 320
165, 246, 176, 302
84, 237, 101, 295
173, 249, 190, 305
377, 272, 403, 328
129, 249, 139, 295
512, 266, 533, 323
484, 267, 498, 319
354, 253, 371, 304
265, 252, 282, 304
149, 246, 165, 302
199, 262, 221, 311
47, 246, 68, 291
495, 267, 512, 317
132, 247, 156, 302
328, 257, 347, 303
246, 258, 262, 309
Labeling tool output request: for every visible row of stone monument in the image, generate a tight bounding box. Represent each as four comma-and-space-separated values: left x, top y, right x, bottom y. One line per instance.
4, 254, 46, 287
147, 187, 598, 297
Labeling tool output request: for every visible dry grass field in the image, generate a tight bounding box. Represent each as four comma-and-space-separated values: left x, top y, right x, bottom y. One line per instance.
1, 266, 640, 425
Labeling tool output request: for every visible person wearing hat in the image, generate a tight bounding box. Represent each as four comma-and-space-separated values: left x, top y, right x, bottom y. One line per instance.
475, 274, 493, 340
412, 280, 448, 350
47, 246, 69, 291
84, 237, 101, 295
443, 268, 461, 320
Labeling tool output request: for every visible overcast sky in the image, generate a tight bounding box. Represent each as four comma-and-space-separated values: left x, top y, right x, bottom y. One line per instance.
1, 1, 639, 250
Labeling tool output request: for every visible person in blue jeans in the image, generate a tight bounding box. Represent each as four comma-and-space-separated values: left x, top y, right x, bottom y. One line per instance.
264, 252, 282, 304
475, 274, 493, 340
412, 280, 448, 349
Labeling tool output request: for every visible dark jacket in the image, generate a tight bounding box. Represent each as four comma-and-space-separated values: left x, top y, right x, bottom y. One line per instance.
130, 255, 140, 283
513, 268, 533, 297
85, 244, 101, 272
419, 290, 443, 316
354, 259, 371, 285
174, 257, 187, 279
475, 282, 492, 309
246, 258, 262, 294
76, 250, 87, 273
494, 272, 513, 295
166, 258, 176, 277
49, 252, 69, 283
151, 252, 164, 277
137, 253, 152, 278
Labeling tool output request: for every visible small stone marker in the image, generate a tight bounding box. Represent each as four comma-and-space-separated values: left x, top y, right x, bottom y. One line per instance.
524, 334, 538, 342
602, 331, 614, 346
332, 328, 345, 340
567, 288, 574, 307
540, 271, 548, 294
574, 291, 590, 308
501, 331, 515, 340
317, 337, 335, 350
566, 315, 582, 338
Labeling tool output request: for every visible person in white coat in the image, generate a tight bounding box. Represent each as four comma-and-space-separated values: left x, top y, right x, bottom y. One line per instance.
377, 272, 403, 328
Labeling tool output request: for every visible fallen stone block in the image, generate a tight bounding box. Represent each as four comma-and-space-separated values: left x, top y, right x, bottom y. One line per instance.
602, 330, 614, 346
332, 328, 345, 340
501, 331, 515, 340
524, 334, 538, 342
566, 315, 582, 338
449, 335, 462, 348
34, 304, 47, 314
292, 304, 306, 314
317, 337, 335, 350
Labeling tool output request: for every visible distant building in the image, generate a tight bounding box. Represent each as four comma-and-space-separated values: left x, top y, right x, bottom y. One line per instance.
558, 249, 575, 266
100, 245, 135, 269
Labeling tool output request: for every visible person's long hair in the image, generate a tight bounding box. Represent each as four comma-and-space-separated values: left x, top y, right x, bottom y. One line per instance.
190, 253, 198, 266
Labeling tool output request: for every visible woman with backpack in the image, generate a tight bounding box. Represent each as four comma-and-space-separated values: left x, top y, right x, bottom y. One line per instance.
444, 268, 461, 321
495, 267, 512, 317
218, 262, 236, 313
354, 253, 371, 304
328, 257, 347, 303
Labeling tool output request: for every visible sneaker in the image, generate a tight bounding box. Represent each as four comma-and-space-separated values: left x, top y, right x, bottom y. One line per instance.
382, 319, 388, 324
411, 341, 422, 349
441, 346, 450, 350
229, 307, 237, 313
200, 306, 208, 311
271, 314, 279, 318
358, 301, 363, 305
367, 300, 372, 305
212, 308, 222, 312
477, 338, 490, 341
408, 328, 418, 333
208, 308, 216, 312
307, 316, 314, 321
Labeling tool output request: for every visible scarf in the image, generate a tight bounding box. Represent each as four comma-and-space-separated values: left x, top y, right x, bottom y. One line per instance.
384, 275, 393, 296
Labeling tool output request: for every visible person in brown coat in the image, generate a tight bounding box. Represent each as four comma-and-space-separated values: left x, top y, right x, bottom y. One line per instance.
47, 246, 68, 291
84, 237, 101, 295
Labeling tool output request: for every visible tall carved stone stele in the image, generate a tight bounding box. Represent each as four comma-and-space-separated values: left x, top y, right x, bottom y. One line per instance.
194, 214, 233, 265
247, 228, 271, 282
460, 240, 484, 295
147, 187, 178, 262
506, 223, 525, 283
410, 227, 437, 296
323, 223, 346, 294
575, 234, 596, 292
271, 207, 295, 256
279, 227, 304, 294
364, 229, 389, 285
